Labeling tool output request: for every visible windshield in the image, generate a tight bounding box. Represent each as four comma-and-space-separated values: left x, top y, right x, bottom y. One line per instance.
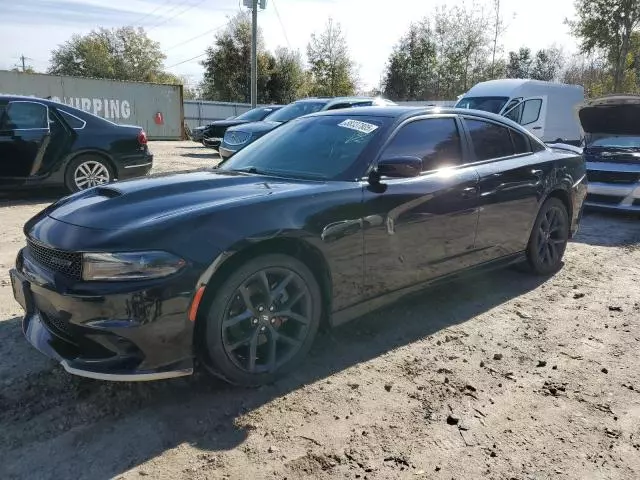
236, 107, 274, 122
219, 115, 390, 180
265, 101, 327, 123
455, 96, 510, 114
585, 134, 640, 148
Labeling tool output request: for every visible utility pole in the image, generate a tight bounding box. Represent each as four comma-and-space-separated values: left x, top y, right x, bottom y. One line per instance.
251, 0, 258, 108
244, 0, 266, 108
16, 54, 32, 72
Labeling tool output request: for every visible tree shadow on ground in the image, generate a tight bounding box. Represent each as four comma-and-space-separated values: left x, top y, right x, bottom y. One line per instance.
0, 267, 549, 480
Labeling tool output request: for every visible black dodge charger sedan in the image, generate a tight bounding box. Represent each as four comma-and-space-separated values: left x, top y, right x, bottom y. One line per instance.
11, 106, 586, 385
200, 105, 283, 149
0, 95, 152, 192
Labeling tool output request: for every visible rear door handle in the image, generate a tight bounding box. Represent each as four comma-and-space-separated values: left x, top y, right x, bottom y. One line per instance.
531, 169, 544, 177
532, 126, 542, 130
461, 186, 478, 198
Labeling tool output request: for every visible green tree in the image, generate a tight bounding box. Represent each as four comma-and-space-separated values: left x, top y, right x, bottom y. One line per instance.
563, 53, 613, 96
48, 27, 169, 82
506, 47, 533, 78
200, 12, 274, 102
383, 22, 438, 100
384, 2, 498, 101
306, 18, 357, 96
568, 0, 640, 91
531, 46, 564, 81
267, 48, 307, 103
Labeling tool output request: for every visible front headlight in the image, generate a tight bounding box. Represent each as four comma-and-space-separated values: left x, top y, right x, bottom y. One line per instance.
82, 251, 186, 281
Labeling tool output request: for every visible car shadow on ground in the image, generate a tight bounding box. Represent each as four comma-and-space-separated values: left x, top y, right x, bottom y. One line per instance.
0, 267, 549, 479
179, 152, 220, 160
573, 210, 640, 247
0, 188, 65, 208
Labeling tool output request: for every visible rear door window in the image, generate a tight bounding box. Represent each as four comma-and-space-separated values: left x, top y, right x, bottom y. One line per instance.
510, 129, 531, 154
58, 110, 86, 129
465, 119, 515, 161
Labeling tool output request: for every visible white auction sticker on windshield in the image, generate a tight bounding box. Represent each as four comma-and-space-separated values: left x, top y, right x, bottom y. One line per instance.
337, 119, 379, 134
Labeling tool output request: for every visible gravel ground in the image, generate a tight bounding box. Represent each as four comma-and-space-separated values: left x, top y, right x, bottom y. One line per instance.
0, 141, 639, 480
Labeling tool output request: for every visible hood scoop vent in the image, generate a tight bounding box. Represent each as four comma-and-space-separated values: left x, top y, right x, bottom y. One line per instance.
94, 186, 123, 198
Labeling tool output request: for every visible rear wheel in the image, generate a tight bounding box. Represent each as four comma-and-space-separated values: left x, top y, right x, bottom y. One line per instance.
525, 198, 569, 275
200, 254, 322, 386
65, 155, 113, 193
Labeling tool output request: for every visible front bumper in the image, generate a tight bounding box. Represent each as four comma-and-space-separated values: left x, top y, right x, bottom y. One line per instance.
202, 137, 222, 149
10, 248, 197, 381
585, 162, 640, 212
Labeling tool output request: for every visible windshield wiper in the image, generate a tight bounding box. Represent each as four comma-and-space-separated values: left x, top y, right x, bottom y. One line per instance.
230, 166, 267, 175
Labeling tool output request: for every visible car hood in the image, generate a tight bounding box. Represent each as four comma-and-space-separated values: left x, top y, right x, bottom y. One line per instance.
579, 96, 640, 135
46, 171, 322, 230
227, 121, 282, 134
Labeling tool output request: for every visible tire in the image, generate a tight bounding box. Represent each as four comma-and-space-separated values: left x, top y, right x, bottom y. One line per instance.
64, 155, 114, 193
199, 254, 322, 386
525, 197, 569, 275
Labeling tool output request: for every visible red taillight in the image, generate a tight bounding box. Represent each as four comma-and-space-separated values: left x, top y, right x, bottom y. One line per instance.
137, 130, 148, 145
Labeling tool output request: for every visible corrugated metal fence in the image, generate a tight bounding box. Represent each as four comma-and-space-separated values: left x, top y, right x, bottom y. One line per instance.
184, 100, 255, 130
0, 70, 183, 140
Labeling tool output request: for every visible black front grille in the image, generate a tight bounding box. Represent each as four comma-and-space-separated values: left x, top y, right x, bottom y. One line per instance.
586, 193, 624, 205
587, 170, 640, 184
26, 239, 82, 279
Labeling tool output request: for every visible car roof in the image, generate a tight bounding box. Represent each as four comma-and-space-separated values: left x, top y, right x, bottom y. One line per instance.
293, 96, 390, 105
0, 94, 57, 105
311, 105, 519, 122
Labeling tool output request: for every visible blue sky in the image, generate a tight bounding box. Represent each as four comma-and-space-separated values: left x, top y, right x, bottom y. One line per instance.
0, 0, 578, 90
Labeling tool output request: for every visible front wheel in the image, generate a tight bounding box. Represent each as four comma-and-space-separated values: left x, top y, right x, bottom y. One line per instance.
525, 197, 569, 275
200, 254, 322, 386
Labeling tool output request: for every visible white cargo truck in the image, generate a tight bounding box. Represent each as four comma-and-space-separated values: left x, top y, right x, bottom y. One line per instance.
455, 79, 584, 145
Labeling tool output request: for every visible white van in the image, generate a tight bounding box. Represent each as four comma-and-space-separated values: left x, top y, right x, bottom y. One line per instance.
455, 79, 584, 145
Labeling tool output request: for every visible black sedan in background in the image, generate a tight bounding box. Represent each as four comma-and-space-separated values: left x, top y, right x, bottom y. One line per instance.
218, 96, 396, 160
200, 105, 283, 149
11, 107, 586, 386
0, 95, 152, 193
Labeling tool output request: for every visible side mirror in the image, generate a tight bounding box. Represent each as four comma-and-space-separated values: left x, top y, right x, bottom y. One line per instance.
375, 156, 422, 179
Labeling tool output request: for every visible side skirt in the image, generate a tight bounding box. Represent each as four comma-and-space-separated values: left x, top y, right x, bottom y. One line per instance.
330, 252, 526, 327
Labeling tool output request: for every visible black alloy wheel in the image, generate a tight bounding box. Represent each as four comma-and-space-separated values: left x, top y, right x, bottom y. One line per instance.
201, 254, 321, 386
526, 197, 569, 275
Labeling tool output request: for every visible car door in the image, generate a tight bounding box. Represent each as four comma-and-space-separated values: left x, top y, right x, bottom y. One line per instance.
0, 100, 51, 181
503, 97, 546, 140
462, 115, 545, 261
361, 116, 480, 299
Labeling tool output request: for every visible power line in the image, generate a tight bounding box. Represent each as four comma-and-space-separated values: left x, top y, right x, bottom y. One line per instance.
130, 0, 174, 26
148, 0, 207, 31
165, 24, 226, 51
271, 0, 290, 49
165, 52, 208, 69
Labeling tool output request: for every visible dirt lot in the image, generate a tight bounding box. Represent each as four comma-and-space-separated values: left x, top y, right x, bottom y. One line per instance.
1, 141, 639, 480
